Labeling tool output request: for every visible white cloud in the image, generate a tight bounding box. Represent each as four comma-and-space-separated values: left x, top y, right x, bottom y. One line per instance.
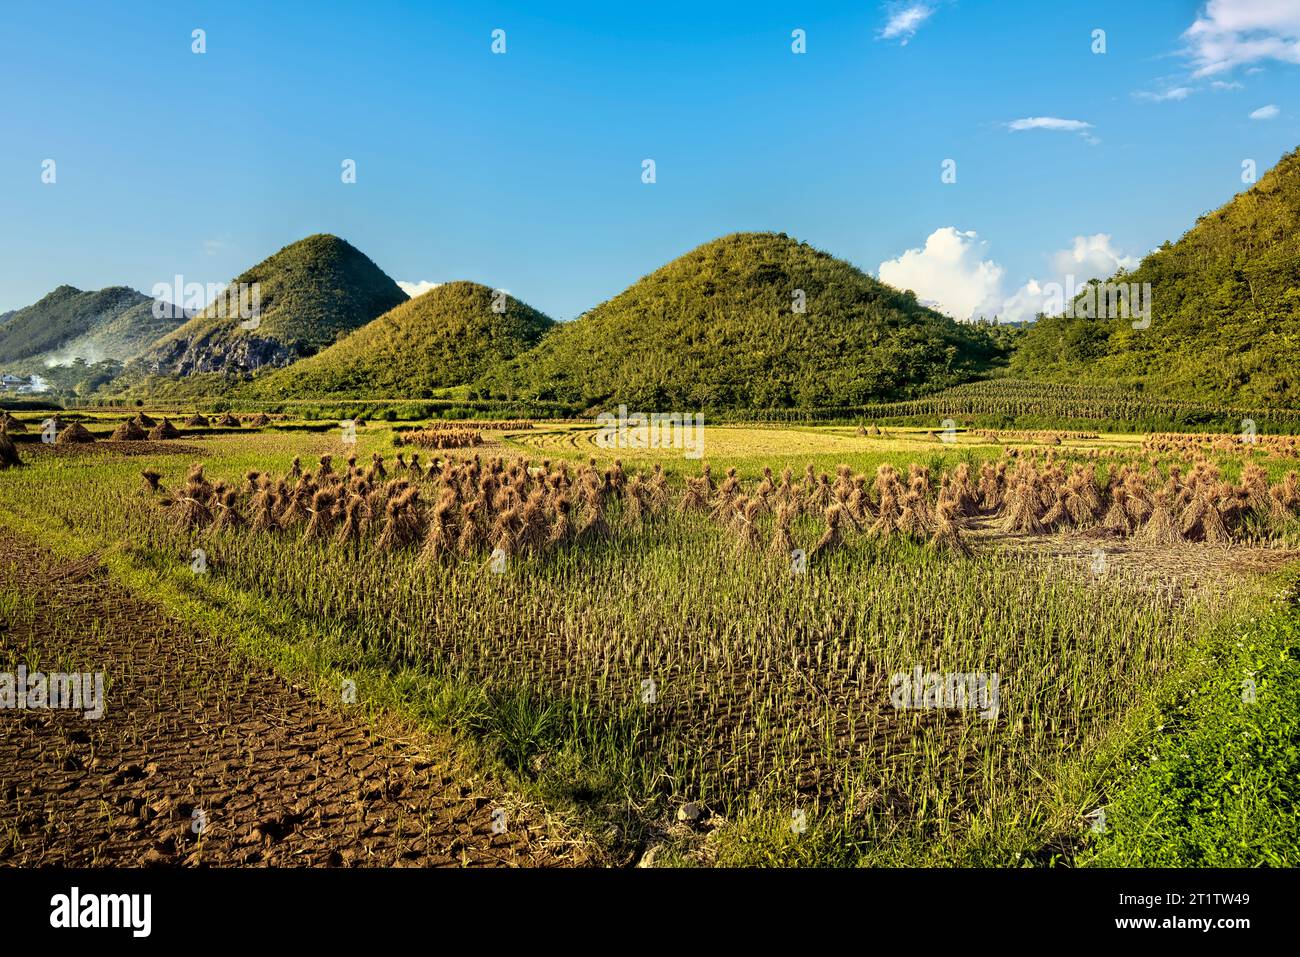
878, 229, 1141, 324
1184, 0, 1300, 77
397, 280, 440, 298
1211, 79, 1244, 89
879, 3, 935, 45
1135, 86, 1195, 102
1007, 116, 1093, 132
999, 279, 1052, 325
1048, 234, 1139, 280
1250, 103, 1280, 118
1006, 116, 1098, 144
878, 228, 1005, 322
1002, 234, 1140, 322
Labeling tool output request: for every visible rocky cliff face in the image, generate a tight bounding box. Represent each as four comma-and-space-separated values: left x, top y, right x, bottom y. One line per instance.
146, 332, 302, 376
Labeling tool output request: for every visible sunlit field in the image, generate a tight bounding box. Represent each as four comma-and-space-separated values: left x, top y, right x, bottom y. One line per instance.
3, 409, 1298, 866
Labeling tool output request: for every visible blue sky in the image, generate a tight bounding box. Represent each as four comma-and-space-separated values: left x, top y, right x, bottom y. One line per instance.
1, 0, 1297, 320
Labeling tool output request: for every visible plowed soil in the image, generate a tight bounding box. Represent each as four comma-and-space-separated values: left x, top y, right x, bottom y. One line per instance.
0, 533, 584, 867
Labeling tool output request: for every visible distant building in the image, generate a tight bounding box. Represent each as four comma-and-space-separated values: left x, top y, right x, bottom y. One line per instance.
0, 374, 27, 392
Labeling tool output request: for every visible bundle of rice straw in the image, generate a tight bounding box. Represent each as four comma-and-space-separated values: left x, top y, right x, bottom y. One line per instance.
0, 432, 22, 469
111, 419, 148, 441
0, 412, 27, 433
148, 418, 181, 440
55, 423, 96, 445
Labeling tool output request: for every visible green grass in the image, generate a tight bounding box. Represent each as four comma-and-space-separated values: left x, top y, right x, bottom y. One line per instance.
1080, 575, 1300, 866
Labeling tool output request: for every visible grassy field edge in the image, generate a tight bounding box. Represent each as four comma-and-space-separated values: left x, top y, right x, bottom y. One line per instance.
1078, 572, 1300, 866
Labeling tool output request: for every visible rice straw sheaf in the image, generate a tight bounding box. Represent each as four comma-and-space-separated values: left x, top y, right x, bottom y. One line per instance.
111, 419, 148, 441
0, 432, 22, 469
148, 417, 181, 440
55, 423, 96, 445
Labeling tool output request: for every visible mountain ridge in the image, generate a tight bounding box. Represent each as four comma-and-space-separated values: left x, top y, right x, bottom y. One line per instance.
0, 285, 189, 372
243, 280, 555, 399
479, 231, 1006, 411
1012, 146, 1300, 406
138, 234, 408, 378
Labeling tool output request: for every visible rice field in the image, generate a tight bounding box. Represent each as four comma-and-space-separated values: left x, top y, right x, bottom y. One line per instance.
2, 410, 1297, 865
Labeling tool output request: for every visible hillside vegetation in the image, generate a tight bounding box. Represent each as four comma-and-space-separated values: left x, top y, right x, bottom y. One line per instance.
0, 285, 185, 370
245, 281, 554, 399
481, 232, 1006, 412
137, 234, 408, 378
1013, 147, 1300, 406
826, 379, 1300, 433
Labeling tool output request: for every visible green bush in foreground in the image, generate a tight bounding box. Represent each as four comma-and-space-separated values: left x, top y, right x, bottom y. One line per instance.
1083, 578, 1300, 866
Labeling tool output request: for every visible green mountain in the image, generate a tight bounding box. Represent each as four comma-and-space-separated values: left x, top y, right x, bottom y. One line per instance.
481, 232, 1005, 411
1012, 146, 1300, 407
0, 285, 186, 371
245, 281, 554, 399
138, 234, 408, 377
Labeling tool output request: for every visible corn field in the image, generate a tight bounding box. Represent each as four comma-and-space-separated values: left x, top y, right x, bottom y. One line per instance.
712, 379, 1300, 432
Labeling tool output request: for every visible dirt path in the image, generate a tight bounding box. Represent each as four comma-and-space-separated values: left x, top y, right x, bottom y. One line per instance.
0, 533, 585, 867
